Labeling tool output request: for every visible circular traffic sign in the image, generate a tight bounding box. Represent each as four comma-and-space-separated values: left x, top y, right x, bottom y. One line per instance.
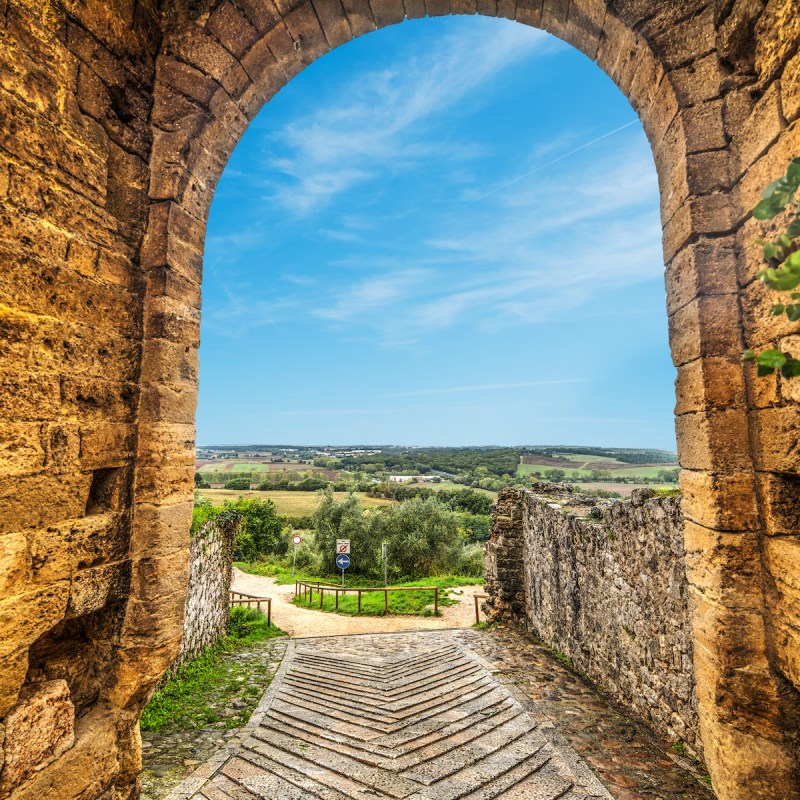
335, 553, 351, 570
292, 535, 302, 545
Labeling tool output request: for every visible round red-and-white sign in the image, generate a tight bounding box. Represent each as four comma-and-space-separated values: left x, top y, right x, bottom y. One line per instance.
292, 535, 302, 545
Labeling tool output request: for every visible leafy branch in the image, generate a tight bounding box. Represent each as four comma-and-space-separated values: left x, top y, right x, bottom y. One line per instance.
742, 157, 800, 378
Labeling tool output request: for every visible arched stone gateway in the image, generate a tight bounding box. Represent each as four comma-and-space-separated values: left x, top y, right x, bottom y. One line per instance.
0, 1, 798, 798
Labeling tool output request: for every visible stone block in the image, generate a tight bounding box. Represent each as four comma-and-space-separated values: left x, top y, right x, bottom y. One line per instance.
370, 0, 405, 25
79, 424, 135, 470
681, 99, 727, 154
674, 409, 752, 471
732, 83, 786, 179
782, 49, 800, 123
0, 583, 69, 657
311, 0, 352, 48
66, 563, 128, 619
129, 551, 190, 605
207, 2, 260, 58
128, 501, 192, 559
668, 295, 743, 366
339, 0, 375, 36
559, 0, 604, 59
405, 0, 427, 18
750, 406, 800, 473
0, 680, 75, 794
668, 52, 723, 108
0, 532, 30, 601
674, 357, 745, 415
30, 512, 128, 584
0, 421, 46, 478
514, 0, 541, 27
762, 536, 800, 691
679, 469, 758, 532
755, 0, 800, 85
282, 3, 329, 64
0, 472, 92, 535
167, 24, 250, 99
664, 237, 738, 316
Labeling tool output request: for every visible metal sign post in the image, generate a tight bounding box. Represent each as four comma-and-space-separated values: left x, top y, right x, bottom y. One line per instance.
291, 533, 302, 576
335, 553, 351, 587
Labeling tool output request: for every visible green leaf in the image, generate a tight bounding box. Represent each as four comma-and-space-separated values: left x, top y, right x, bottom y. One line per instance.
787, 217, 800, 238
788, 159, 800, 189
771, 303, 786, 315
753, 197, 784, 220
763, 242, 779, 260
757, 349, 787, 369
780, 234, 792, 248
757, 363, 777, 376
786, 304, 800, 322
741, 349, 756, 362
780, 358, 800, 378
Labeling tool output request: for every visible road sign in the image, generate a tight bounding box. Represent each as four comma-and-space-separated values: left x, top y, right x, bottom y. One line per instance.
335, 553, 351, 570
336, 539, 350, 554
292, 535, 302, 545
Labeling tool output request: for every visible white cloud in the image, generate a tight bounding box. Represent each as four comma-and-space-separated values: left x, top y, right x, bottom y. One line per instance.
265, 21, 558, 215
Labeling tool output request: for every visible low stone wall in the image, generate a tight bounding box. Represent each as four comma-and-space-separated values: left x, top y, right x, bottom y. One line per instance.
485, 486, 700, 756
174, 520, 236, 670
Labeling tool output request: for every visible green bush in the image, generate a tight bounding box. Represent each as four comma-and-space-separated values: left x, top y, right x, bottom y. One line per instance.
456, 543, 485, 578
224, 477, 251, 490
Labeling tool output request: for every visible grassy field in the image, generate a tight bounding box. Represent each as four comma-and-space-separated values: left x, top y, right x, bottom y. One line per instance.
398, 481, 497, 497
197, 489, 394, 516
518, 462, 676, 480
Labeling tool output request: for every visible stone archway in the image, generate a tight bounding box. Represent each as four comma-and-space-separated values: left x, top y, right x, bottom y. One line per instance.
0, 2, 798, 800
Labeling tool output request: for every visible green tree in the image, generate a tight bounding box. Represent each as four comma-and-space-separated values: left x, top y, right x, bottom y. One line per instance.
224, 477, 251, 490
229, 497, 284, 560
544, 468, 566, 483
311, 489, 380, 576
372, 497, 463, 580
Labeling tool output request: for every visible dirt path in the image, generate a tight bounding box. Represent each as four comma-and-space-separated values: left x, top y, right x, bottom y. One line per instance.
231, 568, 486, 637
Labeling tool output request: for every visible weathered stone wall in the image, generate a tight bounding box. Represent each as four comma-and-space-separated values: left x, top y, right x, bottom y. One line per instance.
486, 486, 700, 753
0, 2, 799, 799
174, 521, 235, 670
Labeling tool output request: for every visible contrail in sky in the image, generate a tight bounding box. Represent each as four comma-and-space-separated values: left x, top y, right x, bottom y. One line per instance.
466, 119, 639, 203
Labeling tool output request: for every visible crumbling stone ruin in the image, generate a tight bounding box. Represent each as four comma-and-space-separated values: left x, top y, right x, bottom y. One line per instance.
0, 1, 799, 799
485, 486, 701, 755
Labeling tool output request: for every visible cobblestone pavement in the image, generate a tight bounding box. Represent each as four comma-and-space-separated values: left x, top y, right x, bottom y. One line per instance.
162, 629, 713, 800
454, 628, 714, 800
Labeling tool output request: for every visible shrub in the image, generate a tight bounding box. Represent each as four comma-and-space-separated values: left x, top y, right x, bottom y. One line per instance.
224, 477, 251, 490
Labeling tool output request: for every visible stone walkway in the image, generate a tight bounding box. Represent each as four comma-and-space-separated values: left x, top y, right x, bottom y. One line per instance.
161, 629, 713, 800
165, 631, 612, 800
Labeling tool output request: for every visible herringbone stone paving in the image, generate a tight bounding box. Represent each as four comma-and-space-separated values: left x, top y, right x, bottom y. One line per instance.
167, 632, 613, 800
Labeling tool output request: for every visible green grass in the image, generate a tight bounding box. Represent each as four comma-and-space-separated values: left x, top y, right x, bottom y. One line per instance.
197, 489, 393, 516
235, 562, 482, 617
140, 608, 286, 733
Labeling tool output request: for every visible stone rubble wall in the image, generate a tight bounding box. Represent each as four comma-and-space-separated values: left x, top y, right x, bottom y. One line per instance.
485, 486, 701, 756
174, 521, 236, 671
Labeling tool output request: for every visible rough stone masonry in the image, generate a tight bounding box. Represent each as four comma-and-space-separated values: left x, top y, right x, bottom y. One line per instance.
485, 486, 701, 755
0, 2, 799, 800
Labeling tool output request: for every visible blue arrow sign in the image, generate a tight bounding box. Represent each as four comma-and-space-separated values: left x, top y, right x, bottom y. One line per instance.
335, 553, 351, 570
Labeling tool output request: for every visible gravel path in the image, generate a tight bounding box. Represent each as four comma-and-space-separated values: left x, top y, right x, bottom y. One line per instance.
231, 569, 487, 637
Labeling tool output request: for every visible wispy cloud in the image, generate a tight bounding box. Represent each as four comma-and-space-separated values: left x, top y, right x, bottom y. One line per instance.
264, 23, 558, 215
386, 379, 588, 398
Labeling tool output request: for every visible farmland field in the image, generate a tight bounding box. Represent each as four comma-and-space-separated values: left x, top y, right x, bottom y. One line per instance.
518, 461, 676, 479
393, 481, 497, 498
197, 489, 394, 516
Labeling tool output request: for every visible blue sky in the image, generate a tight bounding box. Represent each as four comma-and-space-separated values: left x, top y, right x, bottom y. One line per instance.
197, 16, 676, 449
